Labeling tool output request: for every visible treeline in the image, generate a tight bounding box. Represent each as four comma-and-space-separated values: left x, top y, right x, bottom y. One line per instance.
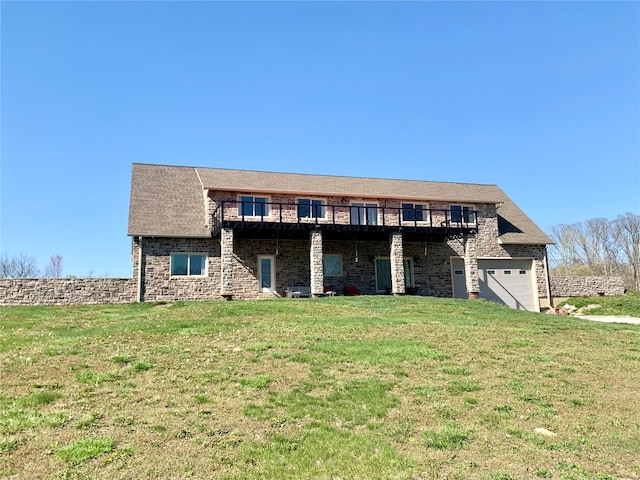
0, 254, 63, 278
548, 212, 639, 291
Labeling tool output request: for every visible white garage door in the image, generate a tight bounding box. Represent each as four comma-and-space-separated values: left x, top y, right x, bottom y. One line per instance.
451, 258, 537, 311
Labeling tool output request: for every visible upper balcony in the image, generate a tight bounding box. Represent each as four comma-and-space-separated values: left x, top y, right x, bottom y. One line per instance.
211, 200, 477, 241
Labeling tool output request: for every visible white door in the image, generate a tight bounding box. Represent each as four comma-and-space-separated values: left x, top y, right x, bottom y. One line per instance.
451, 258, 537, 311
258, 256, 276, 293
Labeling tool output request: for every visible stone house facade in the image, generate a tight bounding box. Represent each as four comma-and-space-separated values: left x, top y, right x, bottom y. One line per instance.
128, 163, 554, 311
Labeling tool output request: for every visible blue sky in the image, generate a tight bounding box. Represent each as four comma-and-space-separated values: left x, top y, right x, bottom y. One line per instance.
1, 1, 638, 278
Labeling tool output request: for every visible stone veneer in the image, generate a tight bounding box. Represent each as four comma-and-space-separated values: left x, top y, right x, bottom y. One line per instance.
390, 232, 405, 294
0, 278, 136, 306
310, 230, 324, 296
132, 196, 551, 303
551, 276, 625, 298
0, 195, 555, 305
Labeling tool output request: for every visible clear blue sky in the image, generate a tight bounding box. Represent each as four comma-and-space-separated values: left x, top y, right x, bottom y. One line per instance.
1, 1, 639, 278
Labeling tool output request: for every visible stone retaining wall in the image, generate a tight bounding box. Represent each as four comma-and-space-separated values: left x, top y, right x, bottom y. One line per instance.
551, 276, 625, 298
0, 278, 136, 306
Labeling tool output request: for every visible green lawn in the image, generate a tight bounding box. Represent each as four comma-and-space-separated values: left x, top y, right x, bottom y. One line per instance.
1, 295, 639, 480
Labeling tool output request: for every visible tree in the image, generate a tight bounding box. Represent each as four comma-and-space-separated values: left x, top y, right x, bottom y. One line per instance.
548, 213, 640, 290
0, 253, 40, 278
44, 255, 64, 278
612, 213, 640, 291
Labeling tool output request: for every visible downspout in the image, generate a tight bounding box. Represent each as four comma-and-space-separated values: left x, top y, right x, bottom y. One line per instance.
543, 246, 553, 311
137, 236, 143, 303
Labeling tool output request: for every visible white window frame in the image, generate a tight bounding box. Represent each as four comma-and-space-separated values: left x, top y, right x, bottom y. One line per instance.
238, 195, 271, 218
170, 253, 208, 277
297, 197, 327, 219
323, 254, 343, 277
257, 255, 276, 293
350, 202, 379, 226
401, 203, 428, 222
449, 204, 476, 225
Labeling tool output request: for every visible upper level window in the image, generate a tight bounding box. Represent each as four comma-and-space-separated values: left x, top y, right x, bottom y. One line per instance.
171, 253, 207, 277
450, 204, 476, 225
298, 198, 325, 219
240, 196, 269, 217
351, 203, 378, 225
402, 203, 425, 221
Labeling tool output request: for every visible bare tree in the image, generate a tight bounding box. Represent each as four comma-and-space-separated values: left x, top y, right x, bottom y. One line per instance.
0, 253, 40, 278
44, 255, 64, 278
549, 213, 640, 290
612, 213, 640, 291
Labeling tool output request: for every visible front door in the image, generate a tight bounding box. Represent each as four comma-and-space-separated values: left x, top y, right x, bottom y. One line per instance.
258, 255, 276, 293
375, 258, 392, 293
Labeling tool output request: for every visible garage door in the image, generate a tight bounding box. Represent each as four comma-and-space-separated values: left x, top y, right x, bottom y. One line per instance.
451, 258, 537, 311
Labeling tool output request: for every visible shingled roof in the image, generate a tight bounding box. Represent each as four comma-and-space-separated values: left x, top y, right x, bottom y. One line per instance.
128, 163, 552, 244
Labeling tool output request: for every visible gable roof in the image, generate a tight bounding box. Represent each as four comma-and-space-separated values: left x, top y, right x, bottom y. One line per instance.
128, 163, 211, 238
128, 163, 552, 244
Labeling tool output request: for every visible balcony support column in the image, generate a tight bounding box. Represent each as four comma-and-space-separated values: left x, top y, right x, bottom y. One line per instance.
390, 231, 406, 295
310, 229, 324, 297
220, 227, 234, 300
463, 233, 480, 299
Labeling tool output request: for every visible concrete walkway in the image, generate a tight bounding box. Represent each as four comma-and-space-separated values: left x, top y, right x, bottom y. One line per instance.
574, 315, 640, 325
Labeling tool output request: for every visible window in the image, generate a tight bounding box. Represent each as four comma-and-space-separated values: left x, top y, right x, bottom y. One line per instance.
350, 203, 378, 225
239, 196, 269, 217
298, 198, 325, 219
450, 205, 476, 225
171, 254, 207, 277
402, 203, 425, 221
323, 254, 342, 276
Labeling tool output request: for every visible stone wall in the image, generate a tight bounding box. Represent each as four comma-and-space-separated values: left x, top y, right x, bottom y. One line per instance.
138, 237, 222, 302
0, 278, 136, 306
551, 276, 625, 298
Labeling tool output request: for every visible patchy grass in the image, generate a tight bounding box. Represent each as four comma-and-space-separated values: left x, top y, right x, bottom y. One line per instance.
57, 436, 116, 465
564, 290, 640, 317
0, 296, 639, 479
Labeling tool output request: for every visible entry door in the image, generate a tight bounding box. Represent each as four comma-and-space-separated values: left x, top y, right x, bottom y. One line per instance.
376, 258, 392, 293
258, 256, 276, 293
375, 258, 414, 293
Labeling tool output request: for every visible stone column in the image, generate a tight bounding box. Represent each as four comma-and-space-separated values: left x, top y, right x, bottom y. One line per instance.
463, 234, 479, 299
220, 228, 234, 299
310, 230, 324, 296
390, 231, 405, 295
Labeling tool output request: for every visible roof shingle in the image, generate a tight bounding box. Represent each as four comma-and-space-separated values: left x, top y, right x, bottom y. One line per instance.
128, 163, 553, 244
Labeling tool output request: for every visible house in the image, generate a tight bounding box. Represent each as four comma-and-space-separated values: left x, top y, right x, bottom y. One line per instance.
127, 163, 554, 311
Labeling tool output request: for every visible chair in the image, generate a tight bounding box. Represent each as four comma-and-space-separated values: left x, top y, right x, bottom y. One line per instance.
344, 285, 359, 296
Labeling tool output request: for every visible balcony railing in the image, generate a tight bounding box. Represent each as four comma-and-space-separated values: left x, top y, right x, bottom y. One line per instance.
211, 200, 477, 237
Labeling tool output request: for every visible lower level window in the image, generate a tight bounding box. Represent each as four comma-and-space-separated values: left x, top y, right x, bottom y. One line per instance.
323, 254, 342, 276
171, 254, 207, 277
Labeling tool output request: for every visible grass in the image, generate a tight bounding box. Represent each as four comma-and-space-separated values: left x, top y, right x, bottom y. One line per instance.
0, 294, 639, 479
563, 289, 640, 317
